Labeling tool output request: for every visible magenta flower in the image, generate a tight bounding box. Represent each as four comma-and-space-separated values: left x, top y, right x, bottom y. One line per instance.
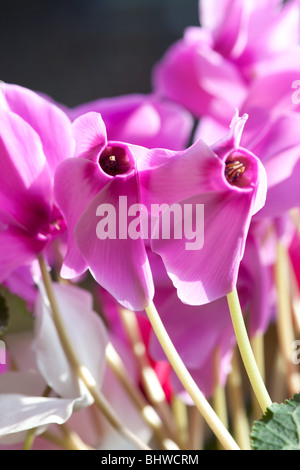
55, 110, 266, 310
137, 111, 267, 305
0, 83, 74, 177
54, 112, 154, 311
152, 0, 299, 121
66, 93, 194, 151
197, 65, 300, 219
199, 0, 299, 70
0, 83, 74, 282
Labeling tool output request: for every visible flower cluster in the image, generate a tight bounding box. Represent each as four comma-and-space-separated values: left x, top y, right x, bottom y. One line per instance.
0, 0, 300, 451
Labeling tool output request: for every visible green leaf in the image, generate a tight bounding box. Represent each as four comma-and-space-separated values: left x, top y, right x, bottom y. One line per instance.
0, 286, 34, 336
250, 394, 300, 450
0, 293, 9, 335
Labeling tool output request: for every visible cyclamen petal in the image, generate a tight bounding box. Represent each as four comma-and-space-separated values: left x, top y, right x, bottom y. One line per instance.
238, 229, 274, 337
153, 0, 299, 120
151, 190, 254, 305
196, 68, 300, 219
0, 83, 76, 280
72, 112, 107, 162
200, 0, 298, 62
0, 228, 45, 283
74, 174, 154, 311
0, 394, 77, 444
152, 28, 247, 121
0, 111, 52, 233
0, 83, 75, 176
136, 138, 225, 208
54, 156, 110, 278
68, 93, 194, 151
34, 282, 108, 408
54, 113, 155, 310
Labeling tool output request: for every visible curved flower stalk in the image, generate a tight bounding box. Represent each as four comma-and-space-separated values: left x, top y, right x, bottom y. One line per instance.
152, 0, 299, 121
0, 83, 74, 283
146, 224, 274, 401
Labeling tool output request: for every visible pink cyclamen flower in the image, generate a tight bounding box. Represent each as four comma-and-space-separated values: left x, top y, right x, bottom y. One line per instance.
65, 93, 194, 151
55, 110, 266, 309
197, 64, 300, 219
0, 83, 74, 282
54, 112, 154, 311
152, 0, 299, 121
137, 110, 267, 305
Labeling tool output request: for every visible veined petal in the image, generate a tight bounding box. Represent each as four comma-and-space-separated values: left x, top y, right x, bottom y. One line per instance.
54, 157, 110, 278
0, 111, 53, 232
74, 174, 154, 311
0, 83, 75, 175
72, 112, 107, 162
257, 154, 300, 218
34, 283, 108, 408
153, 32, 246, 121
68, 93, 194, 151
0, 394, 77, 444
152, 36, 214, 118
137, 139, 225, 208
239, 231, 274, 336
0, 227, 46, 283
210, 109, 248, 158
151, 189, 255, 305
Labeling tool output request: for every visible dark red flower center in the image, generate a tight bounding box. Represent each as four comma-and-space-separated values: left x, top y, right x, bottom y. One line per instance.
99, 146, 133, 176
225, 158, 246, 186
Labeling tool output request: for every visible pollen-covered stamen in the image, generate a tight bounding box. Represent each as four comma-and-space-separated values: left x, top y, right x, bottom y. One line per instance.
225, 160, 246, 185
99, 145, 133, 176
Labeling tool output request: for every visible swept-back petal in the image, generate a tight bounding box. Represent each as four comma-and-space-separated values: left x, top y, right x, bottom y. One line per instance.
0, 394, 77, 444
0, 111, 52, 232
54, 157, 110, 278
68, 93, 193, 151
72, 112, 107, 162
151, 189, 254, 305
137, 138, 225, 208
0, 83, 74, 175
74, 174, 154, 311
34, 283, 108, 408
0, 228, 46, 283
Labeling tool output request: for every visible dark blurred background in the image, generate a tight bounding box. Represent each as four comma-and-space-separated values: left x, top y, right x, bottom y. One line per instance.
0, 0, 199, 107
